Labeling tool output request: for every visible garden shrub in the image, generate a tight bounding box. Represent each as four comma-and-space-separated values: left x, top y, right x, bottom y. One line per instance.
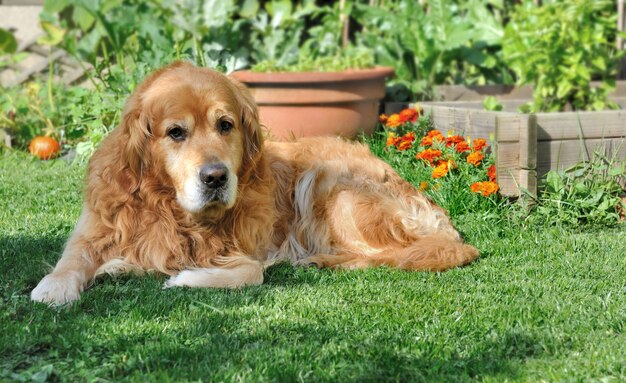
502, 0, 623, 112
250, 1, 374, 72
354, 0, 514, 101
0, 81, 123, 156
528, 148, 626, 226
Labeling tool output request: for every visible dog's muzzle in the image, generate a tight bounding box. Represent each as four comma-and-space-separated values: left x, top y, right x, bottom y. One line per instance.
200, 164, 228, 190
199, 163, 230, 204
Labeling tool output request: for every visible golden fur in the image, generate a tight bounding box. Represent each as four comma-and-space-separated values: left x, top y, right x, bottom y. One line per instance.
31, 62, 479, 305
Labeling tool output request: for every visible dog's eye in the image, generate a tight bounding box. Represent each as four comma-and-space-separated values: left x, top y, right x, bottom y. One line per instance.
218, 120, 233, 134
168, 126, 186, 142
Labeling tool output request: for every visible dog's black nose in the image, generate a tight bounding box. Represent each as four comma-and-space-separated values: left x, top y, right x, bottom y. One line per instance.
199, 164, 228, 189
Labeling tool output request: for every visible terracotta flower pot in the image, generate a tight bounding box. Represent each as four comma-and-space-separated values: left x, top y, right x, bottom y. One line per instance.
230, 67, 394, 140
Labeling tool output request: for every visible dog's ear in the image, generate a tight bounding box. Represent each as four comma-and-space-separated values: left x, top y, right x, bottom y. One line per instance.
116, 94, 151, 193
115, 61, 195, 192
229, 77, 264, 172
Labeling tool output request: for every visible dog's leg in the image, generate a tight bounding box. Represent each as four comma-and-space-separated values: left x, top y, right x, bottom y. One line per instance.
31, 206, 101, 305
305, 234, 479, 271
307, 186, 479, 272
163, 255, 264, 289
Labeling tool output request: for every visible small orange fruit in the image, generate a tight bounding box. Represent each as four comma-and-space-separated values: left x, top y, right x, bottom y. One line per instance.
29, 136, 61, 160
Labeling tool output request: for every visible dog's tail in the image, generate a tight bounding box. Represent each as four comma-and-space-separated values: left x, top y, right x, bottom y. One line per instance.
304, 234, 479, 272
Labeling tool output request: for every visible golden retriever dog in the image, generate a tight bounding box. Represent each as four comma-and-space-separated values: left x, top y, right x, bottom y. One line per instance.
31, 62, 479, 305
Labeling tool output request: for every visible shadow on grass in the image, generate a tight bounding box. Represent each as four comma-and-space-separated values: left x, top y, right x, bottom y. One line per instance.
65, 305, 534, 382
0, 234, 68, 287
3, 234, 525, 382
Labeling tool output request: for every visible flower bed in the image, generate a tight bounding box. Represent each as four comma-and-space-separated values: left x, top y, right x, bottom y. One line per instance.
385, 102, 626, 197
380, 107, 499, 198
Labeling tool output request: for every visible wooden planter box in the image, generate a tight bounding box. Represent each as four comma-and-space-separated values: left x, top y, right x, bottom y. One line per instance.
386, 82, 626, 197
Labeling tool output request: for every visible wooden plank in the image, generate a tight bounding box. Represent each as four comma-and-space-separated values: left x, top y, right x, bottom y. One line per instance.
519, 114, 537, 170
428, 105, 517, 138
535, 138, 624, 177
495, 142, 520, 170
497, 169, 521, 197
423, 100, 531, 112
518, 169, 537, 197
434, 84, 533, 101
497, 169, 536, 197
495, 114, 522, 142
535, 110, 626, 140
429, 106, 470, 134
432, 81, 626, 101
495, 140, 521, 197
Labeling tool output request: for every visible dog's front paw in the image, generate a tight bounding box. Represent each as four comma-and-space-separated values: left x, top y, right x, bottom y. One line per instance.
162, 271, 196, 289
31, 272, 83, 305
163, 273, 183, 289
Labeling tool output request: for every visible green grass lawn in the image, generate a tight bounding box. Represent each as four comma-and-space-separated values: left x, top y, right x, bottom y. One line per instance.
1, 152, 625, 382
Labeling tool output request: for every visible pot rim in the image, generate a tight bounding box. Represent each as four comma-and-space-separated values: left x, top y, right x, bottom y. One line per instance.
230, 66, 395, 84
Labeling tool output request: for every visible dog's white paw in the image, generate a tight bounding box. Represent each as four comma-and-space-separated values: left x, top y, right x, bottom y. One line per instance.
31, 273, 83, 305
162, 271, 193, 289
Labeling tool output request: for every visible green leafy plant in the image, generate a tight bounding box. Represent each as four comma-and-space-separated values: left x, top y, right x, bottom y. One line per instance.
0, 81, 123, 159
355, 0, 513, 101
502, 0, 623, 112
250, 1, 374, 72
0, 28, 29, 73
0, 27, 17, 56
483, 96, 503, 111
529, 148, 626, 226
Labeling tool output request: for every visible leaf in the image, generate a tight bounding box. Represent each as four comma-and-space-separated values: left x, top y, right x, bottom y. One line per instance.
573, 181, 588, 194
546, 171, 565, 194
72, 6, 96, 31
37, 22, 66, 46
609, 167, 625, 177
43, 0, 71, 13
101, 0, 124, 13
0, 28, 17, 54
268, 1, 293, 28
483, 96, 503, 111
239, 0, 259, 19
202, 0, 236, 29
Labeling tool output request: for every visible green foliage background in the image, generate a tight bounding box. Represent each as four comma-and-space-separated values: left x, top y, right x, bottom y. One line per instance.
0, 0, 624, 153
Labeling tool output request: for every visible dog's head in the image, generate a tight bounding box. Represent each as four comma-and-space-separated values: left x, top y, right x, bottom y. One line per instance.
115, 61, 263, 217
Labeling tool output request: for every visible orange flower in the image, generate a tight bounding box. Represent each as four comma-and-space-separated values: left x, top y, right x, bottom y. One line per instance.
415, 148, 442, 166
445, 135, 465, 147
432, 162, 449, 178
473, 138, 487, 151
427, 129, 444, 138
385, 114, 402, 128
396, 132, 415, 151
436, 159, 456, 169
399, 108, 418, 123
470, 182, 482, 194
481, 181, 499, 196
470, 181, 499, 196
419, 181, 428, 191
455, 141, 470, 153
379, 114, 389, 124
421, 130, 445, 146
487, 165, 496, 181
467, 151, 484, 166
386, 132, 401, 147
